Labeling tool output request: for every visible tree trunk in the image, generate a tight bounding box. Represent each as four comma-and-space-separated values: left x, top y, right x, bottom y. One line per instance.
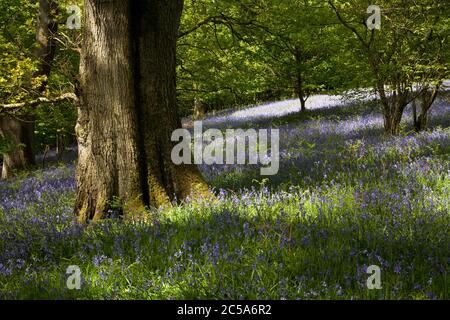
294, 47, 307, 113
75, 0, 209, 223
412, 98, 418, 130
34, 0, 58, 93
377, 82, 409, 136
193, 83, 205, 120
415, 113, 429, 132
0, 114, 38, 179
384, 109, 403, 136
0, 116, 27, 179
383, 95, 403, 135
413, 85, 440, 132
295, 74, 307, 112
383, 98, 406, 136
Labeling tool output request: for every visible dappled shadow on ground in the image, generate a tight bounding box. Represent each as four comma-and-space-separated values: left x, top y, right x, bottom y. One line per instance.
0, 196, 447, 299
0, 94, 448, 299
201, 97, 450, 191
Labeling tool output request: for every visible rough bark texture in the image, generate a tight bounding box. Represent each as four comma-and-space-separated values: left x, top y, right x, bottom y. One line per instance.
0, 116, 33, 179
34, 0, 58, 92
76, 0, 209, 223
375, 79, 409, 136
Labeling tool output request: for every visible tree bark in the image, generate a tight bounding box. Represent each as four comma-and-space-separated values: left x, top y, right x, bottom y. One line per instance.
376, 80, 409, 136
34, 0, 58, 93
413, 85, 440, 132
382, 98, 407, 136
295, 77, 307, 113
294, 47, 307, 112
0, 116, 27, 179
75, 0, 209, 223
193, 83, 205, 120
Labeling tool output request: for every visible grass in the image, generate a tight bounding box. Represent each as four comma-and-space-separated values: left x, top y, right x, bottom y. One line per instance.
0, 99, 449, 300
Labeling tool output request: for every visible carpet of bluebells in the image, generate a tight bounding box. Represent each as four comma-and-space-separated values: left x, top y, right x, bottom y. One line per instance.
0, 95, 449, 300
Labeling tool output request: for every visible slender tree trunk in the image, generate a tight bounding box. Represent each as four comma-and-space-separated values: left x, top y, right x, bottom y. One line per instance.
295, 78, 307, 113
383, 98, 407, 136
75, 0, 209, 223
377, 81, 409, 136
416, 112, 429, 132
412, 98, 418, 130
370, 58, 411, 136
34, 0, 58, 93
190, 3, 205, 121
384, 109, 404, 135
294, 70, 307, 112
193, 83, 205, 120
294, 47, 307, 112
414, 85, 440, 132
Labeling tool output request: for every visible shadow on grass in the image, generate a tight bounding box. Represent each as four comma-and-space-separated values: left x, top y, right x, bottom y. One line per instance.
1, 200, 447, 299
203, 96, 450, 191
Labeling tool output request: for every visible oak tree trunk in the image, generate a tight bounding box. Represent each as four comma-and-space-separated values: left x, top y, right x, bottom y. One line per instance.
75, 0, 209, 223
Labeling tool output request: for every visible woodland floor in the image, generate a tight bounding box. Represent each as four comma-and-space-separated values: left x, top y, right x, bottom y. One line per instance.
0, 92, 449, 299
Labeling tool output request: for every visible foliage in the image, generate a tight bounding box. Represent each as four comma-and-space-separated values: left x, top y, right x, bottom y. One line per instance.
0, 0, 82, 152
177, 0, 363, 116
328, 0, 450, 133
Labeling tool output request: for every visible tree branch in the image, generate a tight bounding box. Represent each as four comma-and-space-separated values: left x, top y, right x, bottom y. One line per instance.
327, 0, 369, 49
0, 93, 78, 111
